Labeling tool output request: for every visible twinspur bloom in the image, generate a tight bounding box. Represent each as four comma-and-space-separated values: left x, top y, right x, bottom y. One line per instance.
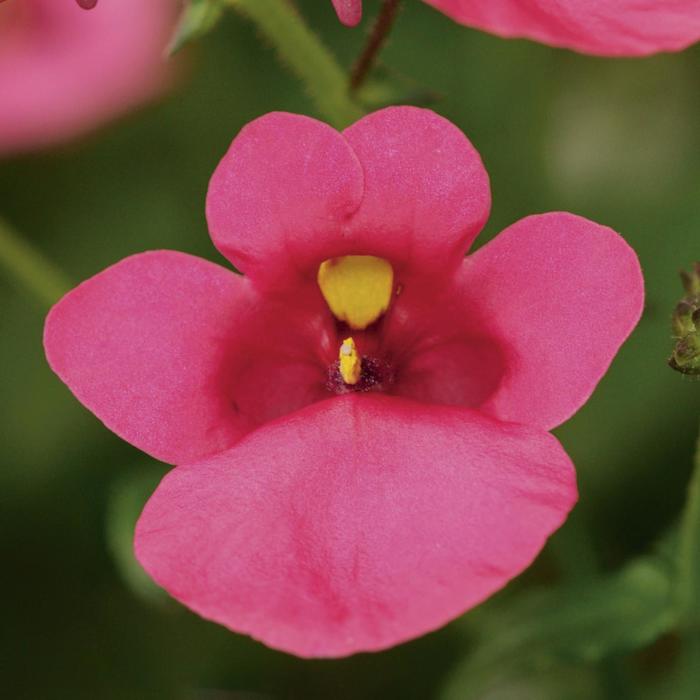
45, 107, 644, 657
0, 0, 175, 155
334, 0, 700, 57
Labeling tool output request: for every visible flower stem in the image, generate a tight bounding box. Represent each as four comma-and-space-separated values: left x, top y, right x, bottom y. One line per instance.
226, 0, 364, 128
0, 216, 70, 309
677, 423, 700, 626
349, 0, 401, 92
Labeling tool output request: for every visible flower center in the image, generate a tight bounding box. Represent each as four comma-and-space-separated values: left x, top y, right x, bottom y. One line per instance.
338, 337, 361, 385
326, 336, 395, 394
317, 255, 396, 394
317, 255, 394, 330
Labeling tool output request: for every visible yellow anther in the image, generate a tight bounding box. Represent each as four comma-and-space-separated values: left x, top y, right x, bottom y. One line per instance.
339, 337, 361, 385
317, 255, 394, 330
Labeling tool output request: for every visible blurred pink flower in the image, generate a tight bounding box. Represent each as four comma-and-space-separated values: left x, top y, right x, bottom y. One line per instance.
0, 0, 176, 155
44, 107, 643, 657
336, 0, 700, 56
331, 0, 362, 27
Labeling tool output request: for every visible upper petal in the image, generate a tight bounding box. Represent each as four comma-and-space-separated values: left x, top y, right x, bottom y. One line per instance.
206, 108, 491, 289
424, 0, 700, 56
0, 0, 176, 155
206, 112, 365, 289
332, 0, 363, 26
135, 394, 576, 658
461, 213, 644, 430
342, 107, 491, 280
44, 251, 254, 464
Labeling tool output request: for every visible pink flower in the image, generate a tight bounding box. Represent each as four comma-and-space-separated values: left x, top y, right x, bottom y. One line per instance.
44, 107, 643, 657
0, 0, 176, 155
335, 0, 700, 56
331, 0, 363, 28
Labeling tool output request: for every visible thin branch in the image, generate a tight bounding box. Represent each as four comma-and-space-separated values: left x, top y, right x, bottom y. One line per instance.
0, 216, 70, 309
349, 0, 401, 92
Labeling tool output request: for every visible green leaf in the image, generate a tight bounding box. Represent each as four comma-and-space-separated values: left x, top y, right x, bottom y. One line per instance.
168, 0, 226, 56
442, 557, 677, 700
106, 466, 169, 605
677, 424, 700, 626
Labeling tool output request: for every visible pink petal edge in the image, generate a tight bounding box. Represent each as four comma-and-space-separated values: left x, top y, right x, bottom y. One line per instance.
44, 251, 254, 464
424, 0, 700, 56
136, 394, 577, 658
206, 107, 491, 289
463, 212, 644, 430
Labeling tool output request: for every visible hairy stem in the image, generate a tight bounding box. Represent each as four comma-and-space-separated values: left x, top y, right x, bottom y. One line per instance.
677, 425, 700, 626
227, 0, 364, 128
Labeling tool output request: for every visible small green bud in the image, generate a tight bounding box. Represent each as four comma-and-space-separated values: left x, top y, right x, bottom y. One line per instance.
680, 261, 700, 296
672, 301, 696, 337
670, 335, 700, 375
669, 263, 700, 376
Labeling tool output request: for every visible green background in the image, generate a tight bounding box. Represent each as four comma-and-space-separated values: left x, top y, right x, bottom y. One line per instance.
1, 1, 699, 697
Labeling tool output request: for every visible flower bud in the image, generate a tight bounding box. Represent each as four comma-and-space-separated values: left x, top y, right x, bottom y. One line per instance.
669, 263, 700, 376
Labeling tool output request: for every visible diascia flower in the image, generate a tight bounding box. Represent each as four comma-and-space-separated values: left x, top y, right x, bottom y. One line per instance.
334, 0, 700, 57
0, 0, 176, 155
44, 107, 643, 657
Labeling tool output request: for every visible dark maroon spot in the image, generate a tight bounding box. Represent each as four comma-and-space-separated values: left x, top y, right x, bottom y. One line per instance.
76, 0, 98, 9
326, 356, 395, 394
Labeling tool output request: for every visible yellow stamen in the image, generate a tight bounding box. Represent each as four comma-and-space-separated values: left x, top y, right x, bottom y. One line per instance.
339, 337, 361, 385
317, 255, 393, 330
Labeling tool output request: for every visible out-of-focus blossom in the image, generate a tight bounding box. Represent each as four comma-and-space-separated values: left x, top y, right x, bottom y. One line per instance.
335, 0, 700, 57
331, 0, 362, 27
0, 0, 176, 155
44, 107, 643, 657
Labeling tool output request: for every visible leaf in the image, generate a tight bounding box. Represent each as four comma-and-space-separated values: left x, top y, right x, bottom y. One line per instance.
168, 0, 226, 56
441, 557, 678, 699
676, 424, 700, 626
106, 465, 169, 605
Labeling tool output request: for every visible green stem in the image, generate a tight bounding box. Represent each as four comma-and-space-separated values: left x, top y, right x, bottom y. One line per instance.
676, 631, 700, 700
677, 424, 700, 626
0, 216, 70, 309
227, 0, 364, 128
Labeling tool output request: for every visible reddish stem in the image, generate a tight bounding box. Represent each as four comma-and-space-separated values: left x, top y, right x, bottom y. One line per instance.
349, 0, 401, 92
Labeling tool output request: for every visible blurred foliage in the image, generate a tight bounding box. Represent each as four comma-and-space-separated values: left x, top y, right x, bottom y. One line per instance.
1, 1, 699, 698
168, 0, 226, 56
106, 467, 169, 606
442, 558, 676, 699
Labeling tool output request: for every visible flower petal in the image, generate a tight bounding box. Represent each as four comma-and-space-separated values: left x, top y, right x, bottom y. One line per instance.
424, 0, 700, 56
135, 394, 576, 658
206, 112, 365, 289
206, 108, 491, 289
343, 107, 491, 280
44, 251, 254, 464
461, 213, 644, 430
332, 0, 363, 27
0, 0, 175, 154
